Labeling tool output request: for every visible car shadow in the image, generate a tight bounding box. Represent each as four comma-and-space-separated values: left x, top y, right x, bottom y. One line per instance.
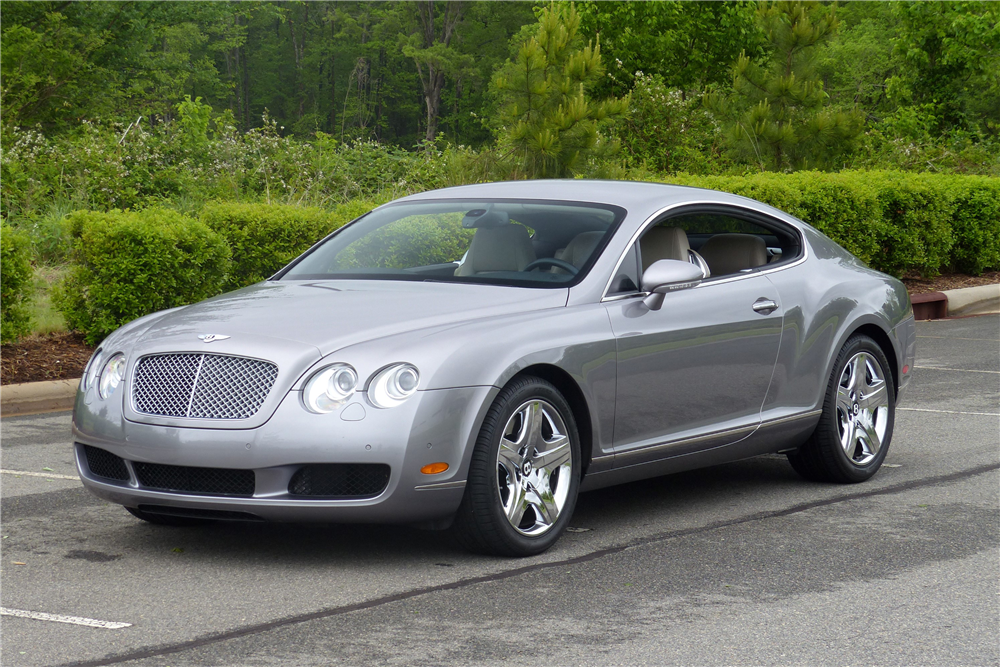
98, 454, 806, 566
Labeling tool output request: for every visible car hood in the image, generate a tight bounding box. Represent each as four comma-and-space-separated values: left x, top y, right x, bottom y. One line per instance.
134, 280, 569, 356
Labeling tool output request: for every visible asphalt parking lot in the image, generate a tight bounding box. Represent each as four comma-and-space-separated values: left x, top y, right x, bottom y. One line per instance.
2, 314, 997, 667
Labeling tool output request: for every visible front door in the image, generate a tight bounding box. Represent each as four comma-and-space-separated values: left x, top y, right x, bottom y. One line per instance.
605, 274, 783, 465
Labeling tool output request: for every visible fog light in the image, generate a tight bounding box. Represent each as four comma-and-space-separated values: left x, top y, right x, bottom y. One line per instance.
420, 462, 449, 475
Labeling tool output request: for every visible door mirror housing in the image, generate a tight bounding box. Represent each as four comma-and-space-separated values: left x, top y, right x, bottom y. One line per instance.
641, 259, 706, 310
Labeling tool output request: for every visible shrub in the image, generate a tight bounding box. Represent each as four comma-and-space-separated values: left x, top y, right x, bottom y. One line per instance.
200, 200, 383, 291
863, 172, 956, 277
53, 209, 231, 344
947, 176, 1000, 275
614, 73, 727, 175
1, 222, 34, 343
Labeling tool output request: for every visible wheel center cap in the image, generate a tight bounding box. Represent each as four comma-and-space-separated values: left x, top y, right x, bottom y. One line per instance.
522, 461, 532, 476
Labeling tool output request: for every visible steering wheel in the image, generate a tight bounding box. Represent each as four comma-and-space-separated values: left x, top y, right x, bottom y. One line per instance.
523, 257, 580, 275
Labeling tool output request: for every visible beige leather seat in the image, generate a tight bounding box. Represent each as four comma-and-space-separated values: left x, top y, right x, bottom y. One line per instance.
639, 226, 691, 272
456, 225, 536, 276
698, 233, 768, 276
553, 231, 604, 272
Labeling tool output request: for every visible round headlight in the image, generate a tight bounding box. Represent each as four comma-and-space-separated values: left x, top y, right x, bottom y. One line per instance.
368, 363, 420, 409
303, 364, 358, 414
98, 353, 126, 400
82, 348, 103, 391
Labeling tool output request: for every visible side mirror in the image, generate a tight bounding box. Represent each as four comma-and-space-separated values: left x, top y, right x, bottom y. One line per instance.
641, 259, 706, 310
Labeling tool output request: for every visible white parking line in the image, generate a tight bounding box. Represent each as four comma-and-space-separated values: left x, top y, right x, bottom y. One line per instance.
917, 336, 999, 342
0, 469, 79, 481
899, 407, 1000, 417
0, 607, 131, 629
913, 365, 1000, 374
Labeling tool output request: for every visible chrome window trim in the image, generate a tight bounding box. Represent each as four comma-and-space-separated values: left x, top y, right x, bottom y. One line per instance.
601, 200, 809, 302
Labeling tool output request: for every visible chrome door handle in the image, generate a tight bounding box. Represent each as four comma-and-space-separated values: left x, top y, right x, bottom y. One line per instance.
752, 298, 778, 315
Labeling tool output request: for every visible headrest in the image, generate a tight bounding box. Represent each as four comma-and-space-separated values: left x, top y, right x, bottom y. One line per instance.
640, 226, 690, 272
698, 234, 768, 276
458, 224, 536, 275
556, 231, 604, 269
462, 208, 510, 229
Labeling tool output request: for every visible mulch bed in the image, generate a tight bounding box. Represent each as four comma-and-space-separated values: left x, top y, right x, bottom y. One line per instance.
901, 270, 1000, 295
1, 332, 94, 386
2, 272, 998, 386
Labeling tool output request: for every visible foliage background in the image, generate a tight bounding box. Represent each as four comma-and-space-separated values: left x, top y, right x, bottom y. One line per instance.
2, 1, 998, 343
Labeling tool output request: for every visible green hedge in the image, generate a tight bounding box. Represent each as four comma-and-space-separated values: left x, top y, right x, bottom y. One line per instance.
1, 223, 34, 344
669, 171, 1000, 277
948, 176, 1000, 275
53, 209, 231, 344
42, 172, 1000, 343
200, 199, 382, 290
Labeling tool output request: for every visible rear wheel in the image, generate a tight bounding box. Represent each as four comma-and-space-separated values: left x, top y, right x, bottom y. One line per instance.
788, 334, 895, 483
452, 376, 581, 556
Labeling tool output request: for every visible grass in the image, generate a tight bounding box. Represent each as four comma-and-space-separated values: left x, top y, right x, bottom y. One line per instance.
29, 265, 69, 335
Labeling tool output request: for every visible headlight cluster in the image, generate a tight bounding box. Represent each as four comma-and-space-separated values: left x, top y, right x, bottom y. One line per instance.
98, 353, 126, 399
303, 362, 419, 413
302, 364, 358, 413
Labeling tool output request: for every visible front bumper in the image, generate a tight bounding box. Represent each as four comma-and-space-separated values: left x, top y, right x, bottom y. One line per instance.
73, 384, 497, 524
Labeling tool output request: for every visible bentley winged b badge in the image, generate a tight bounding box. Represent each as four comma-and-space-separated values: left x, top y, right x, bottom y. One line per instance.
198, 334, 230, 343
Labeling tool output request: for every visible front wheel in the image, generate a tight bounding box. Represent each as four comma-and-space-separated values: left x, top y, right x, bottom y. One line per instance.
788, 334, 895, 483
452, 376, 581, 556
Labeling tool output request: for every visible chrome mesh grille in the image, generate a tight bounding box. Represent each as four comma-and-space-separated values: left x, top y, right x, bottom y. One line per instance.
132, 353, 278, 420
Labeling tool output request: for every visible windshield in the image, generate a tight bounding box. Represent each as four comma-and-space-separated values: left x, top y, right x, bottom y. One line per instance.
279, 199, 625, 288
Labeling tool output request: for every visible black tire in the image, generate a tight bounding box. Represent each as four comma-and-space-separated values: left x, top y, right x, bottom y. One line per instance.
788, 334, 895, 483
452, 376, 581, 557
126, 507, 212, 526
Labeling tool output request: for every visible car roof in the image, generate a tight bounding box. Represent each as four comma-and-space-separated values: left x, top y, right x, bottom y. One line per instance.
390, 179, 807, 231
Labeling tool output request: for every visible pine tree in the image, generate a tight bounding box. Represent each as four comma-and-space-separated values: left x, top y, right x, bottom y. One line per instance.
706, 1, 863, 170
489, 2, 628, 178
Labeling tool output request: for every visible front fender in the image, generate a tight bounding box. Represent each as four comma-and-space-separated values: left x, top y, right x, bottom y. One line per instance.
324, 302, 619, 462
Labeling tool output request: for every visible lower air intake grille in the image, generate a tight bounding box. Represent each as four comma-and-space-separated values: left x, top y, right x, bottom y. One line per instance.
83, 445, 130, 482
288, 464, 391, 498
133, 462, 255, 497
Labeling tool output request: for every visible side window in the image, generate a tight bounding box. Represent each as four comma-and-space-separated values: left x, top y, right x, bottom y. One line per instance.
667, 212, 799, 279
608, 243, 640, 294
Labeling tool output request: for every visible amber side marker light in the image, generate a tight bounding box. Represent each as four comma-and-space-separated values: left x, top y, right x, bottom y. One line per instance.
420, 462, 449, 475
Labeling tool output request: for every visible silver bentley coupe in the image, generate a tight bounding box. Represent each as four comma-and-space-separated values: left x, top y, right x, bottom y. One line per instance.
73, 180, 916, 556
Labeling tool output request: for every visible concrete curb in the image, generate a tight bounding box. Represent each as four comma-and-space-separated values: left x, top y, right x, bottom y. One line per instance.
1, 378, 78, 417
942, 283, 1000, 317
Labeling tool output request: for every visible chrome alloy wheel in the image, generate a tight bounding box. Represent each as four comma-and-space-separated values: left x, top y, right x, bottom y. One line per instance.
836, 351, 890, 466
496, 399, 573, 536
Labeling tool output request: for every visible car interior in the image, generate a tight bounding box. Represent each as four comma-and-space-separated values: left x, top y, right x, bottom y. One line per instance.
282, 202, 801, 292
607, 211, 803, 296
450, 204, 622, 282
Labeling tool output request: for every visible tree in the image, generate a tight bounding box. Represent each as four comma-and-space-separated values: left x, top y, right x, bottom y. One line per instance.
400, 1, 473, 145
575, 1, 765, 97
887, 1, 1000, 135
706, 1, 862, 170
489, 2, 628, 178
1, 1, 247, 130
